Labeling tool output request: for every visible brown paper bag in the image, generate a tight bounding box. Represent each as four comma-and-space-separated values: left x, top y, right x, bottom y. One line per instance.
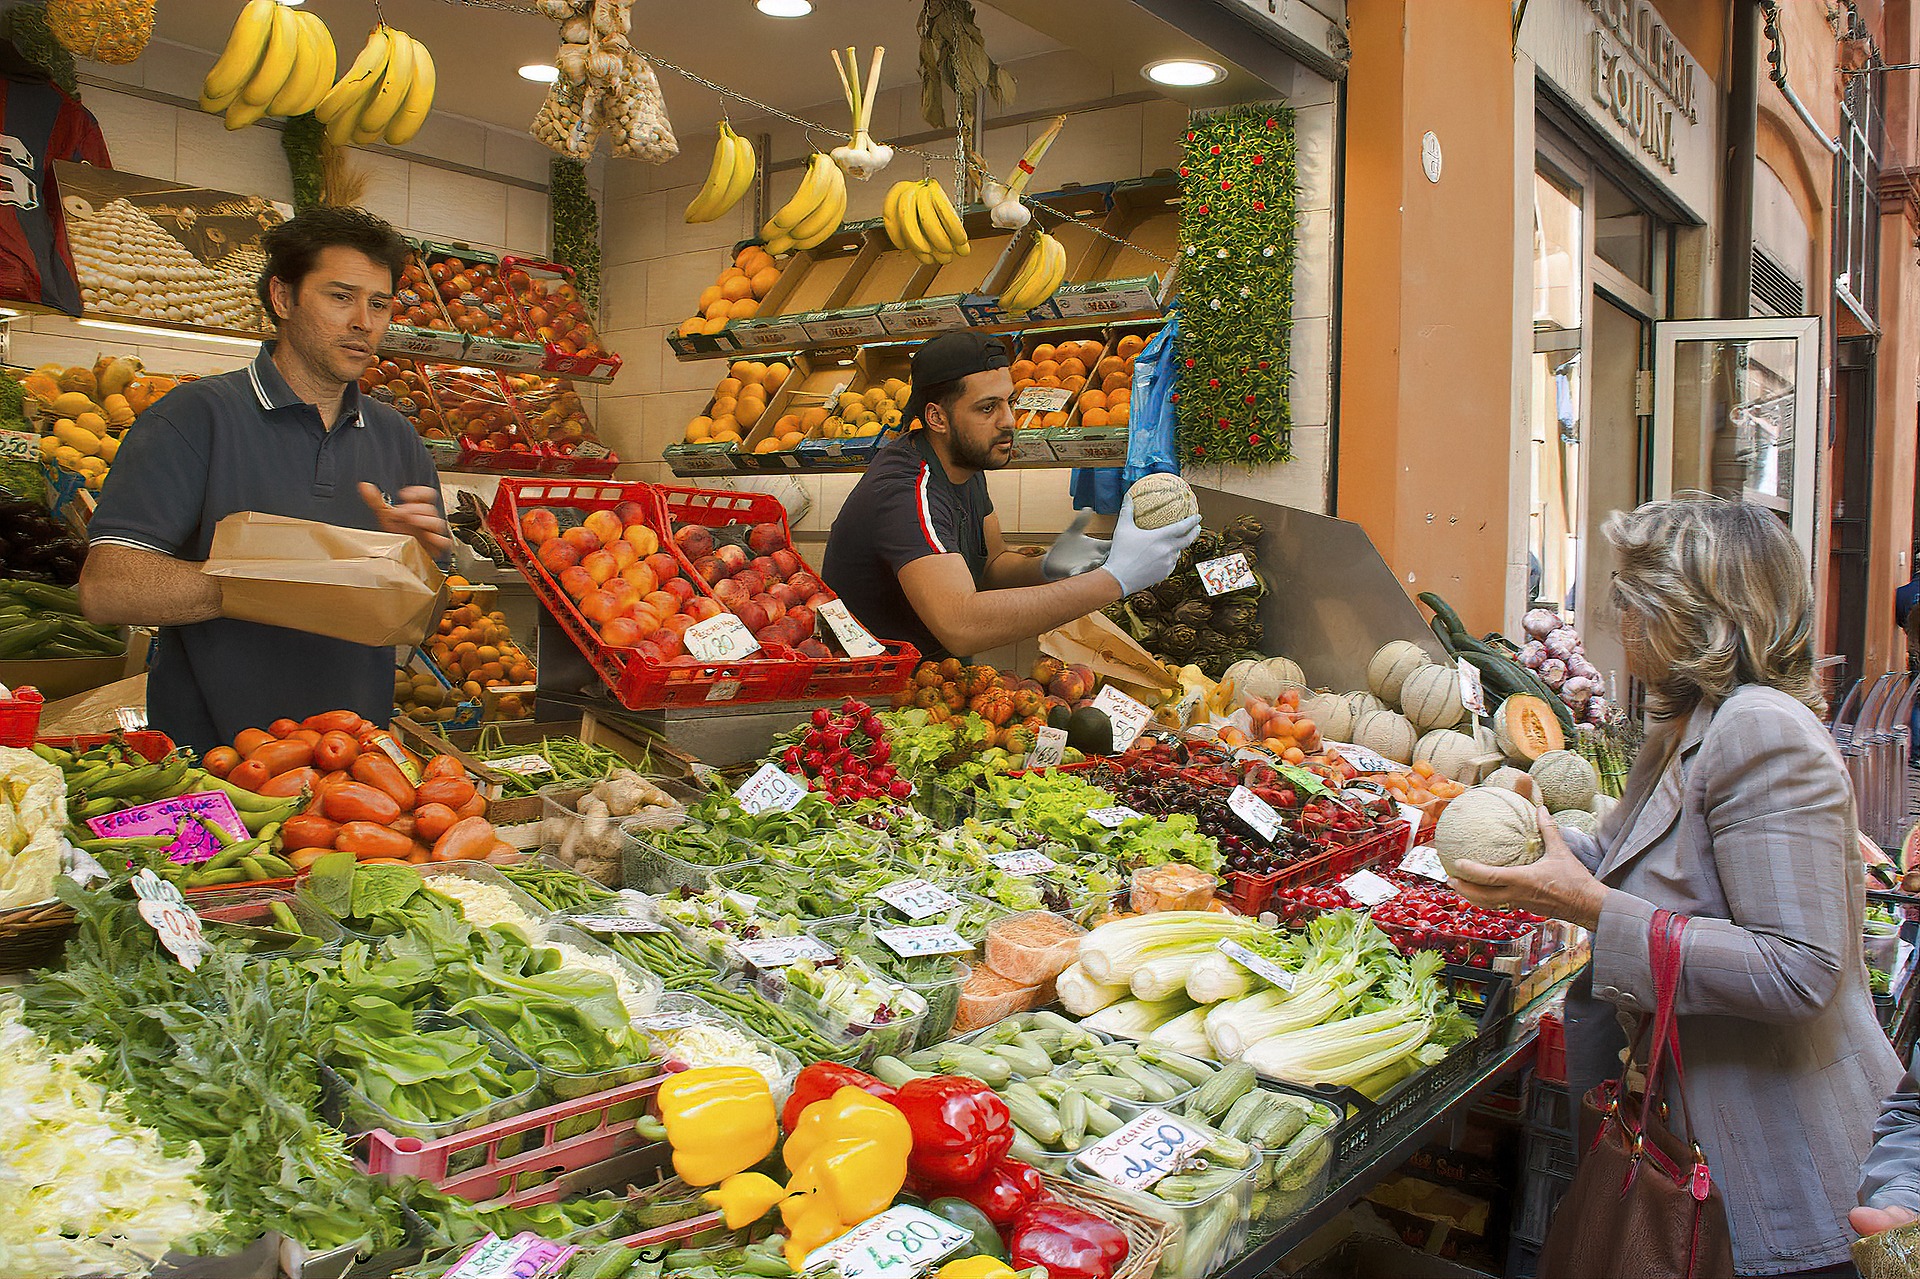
201, 512, 446, 647
1039, 610, 1177, 704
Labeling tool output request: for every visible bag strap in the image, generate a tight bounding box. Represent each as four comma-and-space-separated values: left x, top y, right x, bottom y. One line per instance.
1636, 909, 1708, 1154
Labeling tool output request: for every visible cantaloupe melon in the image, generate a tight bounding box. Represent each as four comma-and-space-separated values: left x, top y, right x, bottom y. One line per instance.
1492, 694, 1566, 763
1302, 691, 1353, 743
1484, 766, 1538, 803
1128, 473, 1199, 530
1855, 1216, 1920, 1279
1414, 728, 1491, 783
1590, 793, 1617, 820
1434, 785, 1544, 874
1530, 749, 1598, 813
1554, 808, 1599, 835
1352, 709, 1417, 765
1342, 690, 1386, 721
1240, 656, 1306, 702
1472, 723, 1500, 758
1400, 664, 1468, 734
1368, 640, 1431, 706
1223, 659, 1259, 694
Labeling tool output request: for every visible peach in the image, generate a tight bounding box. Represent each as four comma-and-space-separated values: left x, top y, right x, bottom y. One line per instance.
584, 510, 623, 546
520, 508, 560, 546
771, 549, 802, 578
558, 565, 595, 599
561, 526, 601, 555
693, 555, 727, 585
621, 562, 659, 596
662, 577, 696, 606
712, 578, 750, 607
600, 616, 643, 647
662, 613, 697, 637
734, 599, 771, 632
768, 583, 803, 609
643, 590, 680, 618
650, 628, 686, 659
580, 589, 621, 624
675, 525, 714, 558
612, 500, 650, 527
785, 605, 816, 637
753, 592, 786, 625
751, 555, 780, 579
645, 552, 680, 583
624, 524, 661, 557
748, 521, 787, 555
607, 540, 639, 570
733, 569, 767, 597
539, 539, 581, 573
715, 544, 749, 572
685, 598, 724, 622
581, 550, 618, 585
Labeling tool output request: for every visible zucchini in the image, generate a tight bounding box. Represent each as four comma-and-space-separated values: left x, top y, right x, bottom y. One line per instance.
1189, 1060, 1256, 1122
0, 618, 59, 657
1417, 591, 1470, 642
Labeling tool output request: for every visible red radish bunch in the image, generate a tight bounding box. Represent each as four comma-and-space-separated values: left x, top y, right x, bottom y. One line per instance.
779, 698, 913, 802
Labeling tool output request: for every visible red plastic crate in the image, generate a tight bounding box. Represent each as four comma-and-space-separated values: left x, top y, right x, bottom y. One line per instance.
360, 1073, 664, 1206
1535, 1010, 1566, 1084
654, 484, 917, 698
486, 480, 805, 708
499, 257, 623, 383
0, 690, 46, 746
1222, 818, 1410, 916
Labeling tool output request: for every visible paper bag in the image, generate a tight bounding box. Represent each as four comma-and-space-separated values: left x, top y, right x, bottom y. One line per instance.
1039, 610, 1177, 705
201, 512, 446, 648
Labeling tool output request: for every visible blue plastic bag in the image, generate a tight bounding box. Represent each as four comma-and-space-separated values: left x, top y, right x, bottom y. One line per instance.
1071, 310, 1180, 512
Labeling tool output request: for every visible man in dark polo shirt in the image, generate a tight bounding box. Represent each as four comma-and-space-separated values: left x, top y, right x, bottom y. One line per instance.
821, 331, 1199, 661
79, 207, 449, 753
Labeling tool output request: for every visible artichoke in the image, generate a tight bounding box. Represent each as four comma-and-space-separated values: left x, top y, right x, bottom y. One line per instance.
1190, 530, 1225, 562
1225, 515, 1264, 547
1172, 598, 1214, 628
1159, 624, 1199, 658
1134, 617, 1165, 648
1152, 578, 1187, 609
1127, 590, 1163, 617
1194, 627, 1232, 655
1213, 600, 1260, 633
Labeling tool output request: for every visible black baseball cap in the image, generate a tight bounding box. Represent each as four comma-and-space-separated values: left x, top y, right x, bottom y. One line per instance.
904, 331, 1012, 429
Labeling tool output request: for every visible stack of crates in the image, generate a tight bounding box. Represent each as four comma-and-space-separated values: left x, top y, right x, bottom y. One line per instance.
1506, 1068, 1576, 1279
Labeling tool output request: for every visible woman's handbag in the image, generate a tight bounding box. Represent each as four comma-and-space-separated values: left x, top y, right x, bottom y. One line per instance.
1539, 909, 1734, 1279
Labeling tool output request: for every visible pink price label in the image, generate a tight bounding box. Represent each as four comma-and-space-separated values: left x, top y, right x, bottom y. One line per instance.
88, 791, 249, 865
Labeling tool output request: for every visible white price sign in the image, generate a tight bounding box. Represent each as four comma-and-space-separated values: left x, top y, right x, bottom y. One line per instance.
735, 762, 808, 815
1341, 868, 1402, 907
803, 1205, 974, 1279
988, 849, 1058, 876
1197, 553, 1258, 596
1218, 938, 1294, 992
875, 877, 960, 921
1087, 805, 1143, 829
817, 599, 886, 658
1013, 386, 1075, 413
1227, 785, 1282, 842
735, 934, 834, 969
1399, 845, 1450, 884
1026, 726, 1068, 769
565, 913, 666, 933
1090, 685, 1154, 752
685, 613, 761, 662
877, 925, 972, 957
1398, 803, 1426, 859
131, 870, 208, 969
488, 753, 554, 777
1075, 1108, 1210, 1191
1456, 657, 1487, 715
1329, 742, 1409, 775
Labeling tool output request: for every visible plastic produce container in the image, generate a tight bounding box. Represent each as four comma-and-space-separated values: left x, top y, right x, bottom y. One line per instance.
711, 856, 897, 928
639, 992, 801, 1103
417, 860, 553, 942
488, 924, 663, 1102
1066, 1148, 1257, 1278
984, 910, 1087, 985
539, 777, 700, 884
734, 962, 927, 1069
623, 829, 760, 896
863, 889, 1013, 945
1046, 1059, 1205, 1120
320, 1011, 540, 1151
952, 966, 1046, 1034
190, 886, 346, 959
815, 919, 970, 1049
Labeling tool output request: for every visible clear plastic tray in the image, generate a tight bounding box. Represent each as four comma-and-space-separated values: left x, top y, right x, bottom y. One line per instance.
732, 962, 927, 1069
622, 828, 761, 895
1065, 1147, 1257, 1277
983, 910, 1087, 985
540, 778, 700, 884
813, 920, 972, 1050
655, 903, 814, 974
190, 886, 346, 958
417, 860, 553, 943
952, 969, 1046, 1035
862, 889, 1013, 944
321, 1010, 541, 1147
490, 925, 662, 1102
639, 991, 801, 1103
707, 858, 895, 928
544, 923, 667, 1021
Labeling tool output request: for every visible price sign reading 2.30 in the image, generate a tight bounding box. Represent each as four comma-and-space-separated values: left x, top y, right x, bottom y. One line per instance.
802, 1205, 974, 1279
1075, 1108, 1209, 1192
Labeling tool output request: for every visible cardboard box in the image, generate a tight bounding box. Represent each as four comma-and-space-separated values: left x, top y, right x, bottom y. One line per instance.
2, 630, 147, 704
758, 227, 870, 319
839, 227, 939, 309
793, 344, 911, 469
201, 513, 447, 648
798, 305, 889, 344
1036, 177, 1178, 321
663, 441, 745, 476
737, 349, 861, 471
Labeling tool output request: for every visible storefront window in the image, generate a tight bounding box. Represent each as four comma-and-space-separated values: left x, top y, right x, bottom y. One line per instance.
1533, 171, 1581, 332
1529, 166, 1583, 612
1592, 172, 1652, 288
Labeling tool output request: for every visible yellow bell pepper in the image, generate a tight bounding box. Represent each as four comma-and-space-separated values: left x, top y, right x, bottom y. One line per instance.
935, 1259, 1021, 1279
778, 1086, 913, 1271
653, 1066, 778, 1187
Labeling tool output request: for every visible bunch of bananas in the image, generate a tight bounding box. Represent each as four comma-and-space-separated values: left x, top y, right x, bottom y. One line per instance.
883, 179, 970, 267
998, 230, 1066, 315
313, 23, 437, 147
761, 152, 847, 256
685, 121, 757, 225
199, 0, 336, 131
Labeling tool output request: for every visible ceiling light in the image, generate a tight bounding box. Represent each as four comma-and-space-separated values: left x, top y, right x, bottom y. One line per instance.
518, 63, 560, 84
1144, 59, 1227, 87
756, 0, 813, 15
275, 0, 304, 7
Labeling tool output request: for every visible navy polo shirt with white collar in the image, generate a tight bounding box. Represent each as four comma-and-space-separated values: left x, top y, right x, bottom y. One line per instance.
88, 341, 438, 754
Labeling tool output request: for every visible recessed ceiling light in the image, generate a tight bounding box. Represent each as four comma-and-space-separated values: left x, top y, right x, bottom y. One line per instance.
275, 0, 304, 7
518, 63, 560, 84
756, 0, 813, 15
1144, 59, 1227, 87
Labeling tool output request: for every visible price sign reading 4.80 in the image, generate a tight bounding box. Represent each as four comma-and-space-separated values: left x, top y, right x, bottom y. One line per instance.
1075, 1108, 1209, 1192
802, 1205, 974, 1279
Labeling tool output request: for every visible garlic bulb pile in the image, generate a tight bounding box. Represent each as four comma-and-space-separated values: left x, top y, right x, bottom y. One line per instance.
1517, 607, 1608, 725
530, 0, 674, 161
68, 198, 265, 331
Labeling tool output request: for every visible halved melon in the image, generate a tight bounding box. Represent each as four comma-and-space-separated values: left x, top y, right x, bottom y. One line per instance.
1492, 694, 1565, 763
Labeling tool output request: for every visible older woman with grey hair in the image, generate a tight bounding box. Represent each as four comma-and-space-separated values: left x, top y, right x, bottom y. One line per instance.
1450, 494, 1899, 1277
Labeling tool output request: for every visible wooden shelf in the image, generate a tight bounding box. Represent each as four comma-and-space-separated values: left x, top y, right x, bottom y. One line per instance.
669, 310, 1168, 364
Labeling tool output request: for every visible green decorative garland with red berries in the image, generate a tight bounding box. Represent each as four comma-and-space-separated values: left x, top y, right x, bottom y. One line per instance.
1176, 103, 1298, 468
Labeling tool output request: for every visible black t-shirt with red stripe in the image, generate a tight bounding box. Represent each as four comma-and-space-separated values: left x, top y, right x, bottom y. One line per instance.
821, 430, 992, 662
0, 74, 110, 314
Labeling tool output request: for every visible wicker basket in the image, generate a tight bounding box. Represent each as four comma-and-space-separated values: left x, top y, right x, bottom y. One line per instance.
1042, 1172, 1174, 1279
0, 898, 76, 974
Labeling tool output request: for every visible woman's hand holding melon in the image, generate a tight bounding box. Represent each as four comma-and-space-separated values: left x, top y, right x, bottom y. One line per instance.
1447, 806, 1607, 930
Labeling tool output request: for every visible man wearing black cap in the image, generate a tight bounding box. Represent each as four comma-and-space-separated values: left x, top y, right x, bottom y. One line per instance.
821, 331, 1200, 661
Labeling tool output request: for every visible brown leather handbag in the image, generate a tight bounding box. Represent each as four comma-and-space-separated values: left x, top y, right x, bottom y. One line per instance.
1539, 910, 1734, 1279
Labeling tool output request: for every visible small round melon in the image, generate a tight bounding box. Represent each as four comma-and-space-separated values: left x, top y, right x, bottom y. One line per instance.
1414, 728, 1486, 783
1302, 691, 1353, 743
1554, 809, 1599, 835
1368, 640, 1432, 706
1434, 785, 1544, 874
1472, 723, 1500, 757
1240, 656, 1306, 703
1223, 659, 1260, 693
1128, 473, 1199, 530
1400, 663, 1468, 734
1484, 766, 1535, 798
1530, 749, 1599, 813
1342, 690, 1386, 722
1352, 709, 1417, 765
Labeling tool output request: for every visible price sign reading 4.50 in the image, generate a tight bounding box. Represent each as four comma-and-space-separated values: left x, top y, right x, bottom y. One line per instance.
802, 1205, 974, 1279
1076, 1108, 1209, 1192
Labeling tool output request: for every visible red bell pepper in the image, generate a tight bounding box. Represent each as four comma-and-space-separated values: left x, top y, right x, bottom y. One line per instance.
893, 1076, 1014, 1187
954, 1157, 1048, 1227
1007, 1201, 1130, 1279
780, 1062, 897, 1133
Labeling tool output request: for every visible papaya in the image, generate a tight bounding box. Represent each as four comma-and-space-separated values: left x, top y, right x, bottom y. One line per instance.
49, 391, 97, 418
21, 372, 59, 403
58, 366, 96, 396
51, 421, 100, 456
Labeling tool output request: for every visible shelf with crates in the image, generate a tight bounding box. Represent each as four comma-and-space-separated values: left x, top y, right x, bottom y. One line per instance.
19, 357, 188, 503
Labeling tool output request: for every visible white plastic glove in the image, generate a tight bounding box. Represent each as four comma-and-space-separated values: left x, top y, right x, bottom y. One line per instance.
1042, 512, 1113, 581
1102, 496, 1202, 596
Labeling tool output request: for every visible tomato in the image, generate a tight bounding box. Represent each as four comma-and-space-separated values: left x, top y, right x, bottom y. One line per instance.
320, 781, 403, 826
414, 777, 476, 810
234, 728, 274, 759
228, 759, 272, 792
337, 821, 417, 861
303, 710, 366, 735
268, 718, 302, 739
412, 802, 458, 842
202, 746, 241, 779
314, 731, 360, 772
390, 813, 417, 840
351, 753, 416, 810
258, 767, 319, 799
247, 739, 314, 777
281, 814, 341, 851
432, 815, 497, 862
423, 755, 466, 781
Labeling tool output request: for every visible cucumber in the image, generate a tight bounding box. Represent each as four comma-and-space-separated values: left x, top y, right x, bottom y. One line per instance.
0, 618, 59, 658
1417, 591, 1471, 642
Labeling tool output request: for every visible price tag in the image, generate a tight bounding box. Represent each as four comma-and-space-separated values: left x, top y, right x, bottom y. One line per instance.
1218, 938, 1295, 992
1341, 868, 1402, 907
1197, 553, 1258, 596
565, 913, 667, 933
131, 870, 209, 970
1276, 763, 1329, 797
90, 792, 248, 866
803, 1204, 974, 1279
685, 613, 761, 662
735, 762, 808, 815
0, 429, 38, 461
1087, 805, 1143, 829
1457, 657, 1487, 715
988, 849, 1058, 876
817, 599, 886, 659
1026, 726, 1068, 769
1227, 785, 1282, 842
1329, 742, 1409, 775
488, 753, 554, 777
440, 1231, 578, 1279
735, 934, 834, 969
1400, 845, 1450, 884
1168, 684, 1205, 727
876, 877, 960, 921
877, 925, 972, 957
572, 440, 612, 460
1074, 1108, 1210, 1191
1090, 685, 1153, 752
1013, 386, 1074, 413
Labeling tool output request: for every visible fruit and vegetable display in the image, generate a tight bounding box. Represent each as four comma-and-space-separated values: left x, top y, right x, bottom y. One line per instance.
501, 260, 612, 363
424, 251, 535, 347
66, 197, 267, 333
0, 499, 87, 584
686, 359, 787, 449
660, 510, 845, 659
358, 360, 444, 444
0, 579, 123, 658
26, 357, 181, 494
421, 577, 537, 707
1009, 337, 1102, 431
1106, 510, 1265, 680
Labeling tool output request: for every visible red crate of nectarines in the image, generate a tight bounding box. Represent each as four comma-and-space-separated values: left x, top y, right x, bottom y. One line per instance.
486, 480, 805, 708
653, 485, 918, 698
500, 257, 623, 384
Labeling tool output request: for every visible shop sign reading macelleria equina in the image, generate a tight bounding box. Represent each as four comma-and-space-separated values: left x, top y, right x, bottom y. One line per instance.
1523, 0, 1717, 221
